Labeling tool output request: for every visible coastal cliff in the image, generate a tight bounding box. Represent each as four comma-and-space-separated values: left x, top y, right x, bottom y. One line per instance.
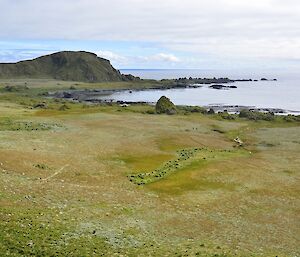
0, 51, 138, 82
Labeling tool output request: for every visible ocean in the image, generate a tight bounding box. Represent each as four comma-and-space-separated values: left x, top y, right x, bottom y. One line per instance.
115, 69, 300, 113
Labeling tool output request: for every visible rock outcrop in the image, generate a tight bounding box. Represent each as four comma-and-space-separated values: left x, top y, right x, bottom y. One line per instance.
155, 96, 177, 115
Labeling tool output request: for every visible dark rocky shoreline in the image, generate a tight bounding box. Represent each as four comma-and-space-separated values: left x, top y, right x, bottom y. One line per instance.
46, 77, 259, 100
47, 91, 298, 116
45, 77, 299, 116
47, 75, 279, 100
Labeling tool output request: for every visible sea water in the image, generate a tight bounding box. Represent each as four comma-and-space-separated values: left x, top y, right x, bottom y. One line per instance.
108, 69, 300, 112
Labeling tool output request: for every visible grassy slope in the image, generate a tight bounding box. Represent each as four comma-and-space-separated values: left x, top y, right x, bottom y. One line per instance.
0, 51, 124, 82
0, 79, 168, 97
0, 80, 299, 257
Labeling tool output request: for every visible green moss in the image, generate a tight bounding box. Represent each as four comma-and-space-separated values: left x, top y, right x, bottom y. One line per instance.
0, 207, 113, 257
1, 85, 29, 92
155, 96, 177, 114
128, 147, 249, 185
0, 118, 62, 131
239, 109, 275, 121
283, 114, 300, 122
0, 78, 299, 257
177, 105, 207, 114
0, 51, 129, 83
218, 111, 237, 120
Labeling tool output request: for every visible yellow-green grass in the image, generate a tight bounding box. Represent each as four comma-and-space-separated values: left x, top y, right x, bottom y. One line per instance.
0, 82, 299, 256
0, 78, 165, 91
128, 147, 250, 185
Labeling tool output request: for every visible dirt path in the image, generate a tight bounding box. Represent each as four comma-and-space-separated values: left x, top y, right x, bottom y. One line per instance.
42, 164, 69, 181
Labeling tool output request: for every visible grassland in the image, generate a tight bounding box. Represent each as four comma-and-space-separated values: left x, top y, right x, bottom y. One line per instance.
0, 80, 299, 256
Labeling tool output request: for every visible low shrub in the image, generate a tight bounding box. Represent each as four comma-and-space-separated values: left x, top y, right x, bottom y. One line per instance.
219, 111, 237, 120
145, 109, 155, 114
239, 109, 275, 121
283, 114, 300, 122
178, 106, 207, 114
3, 85, 29, 92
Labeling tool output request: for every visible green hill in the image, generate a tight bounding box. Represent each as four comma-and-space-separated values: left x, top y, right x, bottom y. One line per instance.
0, 51, 137, 82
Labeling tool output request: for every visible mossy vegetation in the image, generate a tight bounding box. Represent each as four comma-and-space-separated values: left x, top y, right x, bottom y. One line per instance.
0, 206, 250, 257
128, 147, 249, 185
2, 85, 29, 92
283, 114, 300, 122
0, 79, 299, 257
239, 109, 275, 121
0, 117, 62, 131
0, 51, 139, 82
155, 96, 177, 114
177, 105, 207, 114
129, 148, 201, 184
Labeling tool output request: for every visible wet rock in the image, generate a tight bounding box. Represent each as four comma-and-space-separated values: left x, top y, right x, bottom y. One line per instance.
209, 84, 237, 90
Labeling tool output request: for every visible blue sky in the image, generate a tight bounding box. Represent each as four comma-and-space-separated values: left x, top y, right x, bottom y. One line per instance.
0, 39, 224, 69
0, 39, 187, 68
0, 0, 299, 71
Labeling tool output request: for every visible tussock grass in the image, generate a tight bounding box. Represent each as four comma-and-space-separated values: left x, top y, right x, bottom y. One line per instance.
0, 80, 299, 256
0, 117, 62, 131
128, 148, 249, 185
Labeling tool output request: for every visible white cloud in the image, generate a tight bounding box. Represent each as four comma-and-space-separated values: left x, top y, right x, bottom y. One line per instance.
96, 50, 127, 64
96, 52, 180, 67
143, 53, 180, 63
0, 0, 299, 67
0, 49, 55, 63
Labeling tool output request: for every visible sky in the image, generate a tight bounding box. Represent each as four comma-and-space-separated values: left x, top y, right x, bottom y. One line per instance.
0, 0, 299, 70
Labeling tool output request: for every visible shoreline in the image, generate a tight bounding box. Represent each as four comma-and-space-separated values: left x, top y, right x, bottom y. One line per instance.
48, 87, 300, 116
45, 77, 300, 116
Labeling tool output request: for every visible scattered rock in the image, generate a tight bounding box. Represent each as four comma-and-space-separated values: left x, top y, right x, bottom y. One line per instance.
234, 137, 243, 146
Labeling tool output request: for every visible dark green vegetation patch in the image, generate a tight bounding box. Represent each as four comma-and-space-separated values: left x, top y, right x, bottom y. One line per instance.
2, 85, 29, 92
128, 147, 248, 185
0, 51, 139, 82
0, 118, 62, 131
239, 109, 275, 121
283, 114, 300, 122
155, 96, 177, 114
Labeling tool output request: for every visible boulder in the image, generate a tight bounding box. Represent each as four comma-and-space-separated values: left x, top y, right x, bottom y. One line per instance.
155, 96, 177, 115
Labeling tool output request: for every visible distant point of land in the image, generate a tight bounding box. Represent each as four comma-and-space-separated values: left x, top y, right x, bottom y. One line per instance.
0, 51, 140, 83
